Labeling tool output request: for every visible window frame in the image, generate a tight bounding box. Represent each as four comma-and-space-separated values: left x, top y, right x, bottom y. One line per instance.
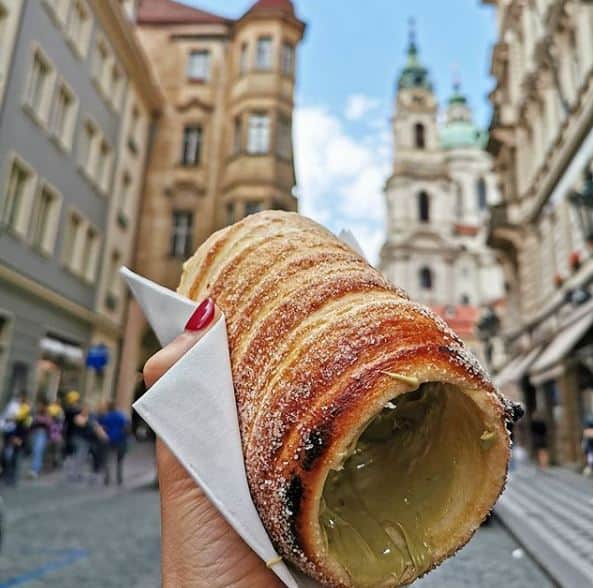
2, 154, 37, 238
276, 116, 292, 159
247, 112, 270, 155
23, 45, 56, 127
239, 42, 248, 75
281, 42, 294, 76
255, 36, 273, 71
187, 49, 211, 82
170, 210, 194, 259
28, 181, 62, 256
65, 0, 92, 59
414, 122, 426, 149
50, 77, 79, 152
419, 266, 433, 290
181, 124, 203, 166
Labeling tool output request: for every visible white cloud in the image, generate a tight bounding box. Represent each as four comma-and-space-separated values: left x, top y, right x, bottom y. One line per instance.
293, 105, 391, 264
344, 94, 381, 121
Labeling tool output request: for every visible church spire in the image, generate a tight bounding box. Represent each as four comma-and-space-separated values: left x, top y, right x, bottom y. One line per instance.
398, 18, 432, 91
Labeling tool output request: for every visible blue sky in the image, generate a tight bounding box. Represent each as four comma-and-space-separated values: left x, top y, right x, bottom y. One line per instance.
183, 0, 498, 261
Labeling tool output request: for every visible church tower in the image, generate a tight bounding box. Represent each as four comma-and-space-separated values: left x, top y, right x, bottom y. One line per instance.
380, 25, 504, 360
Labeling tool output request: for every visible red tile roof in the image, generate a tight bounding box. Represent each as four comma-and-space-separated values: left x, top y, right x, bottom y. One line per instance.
245, 0, 295, 17
138, 0, 230, 25
431, 304, 479, 338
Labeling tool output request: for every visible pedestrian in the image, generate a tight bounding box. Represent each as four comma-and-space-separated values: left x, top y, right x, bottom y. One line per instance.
46, 401, 64, 470
66, 404, 104, 483
582, 415, 593, 476
0, 393, 31, 486
530, 411, 549, 469
29, 400, 52, 478
98, 401, 130, 486
62, 390, 81, 459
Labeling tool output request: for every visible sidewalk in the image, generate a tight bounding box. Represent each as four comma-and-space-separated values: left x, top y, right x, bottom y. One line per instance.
495, 463, 593, 588
2, 440, 156, 525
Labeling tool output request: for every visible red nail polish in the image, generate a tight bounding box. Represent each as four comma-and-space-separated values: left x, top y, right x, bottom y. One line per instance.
185, 297, 215, 331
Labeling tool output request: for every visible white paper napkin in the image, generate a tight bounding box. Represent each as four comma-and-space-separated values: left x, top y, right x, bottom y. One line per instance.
122, 228, 363, 588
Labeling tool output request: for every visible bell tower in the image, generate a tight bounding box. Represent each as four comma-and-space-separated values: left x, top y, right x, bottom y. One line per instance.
392, 20, 438, 156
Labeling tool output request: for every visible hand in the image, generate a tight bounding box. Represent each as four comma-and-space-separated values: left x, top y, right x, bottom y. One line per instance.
143, 330, 282, 588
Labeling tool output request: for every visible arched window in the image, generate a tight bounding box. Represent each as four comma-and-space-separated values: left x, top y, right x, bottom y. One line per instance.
414, 123, 425, 149
419, 266, 433, 290
476, 177, 487, 210
418, 191, 430, 222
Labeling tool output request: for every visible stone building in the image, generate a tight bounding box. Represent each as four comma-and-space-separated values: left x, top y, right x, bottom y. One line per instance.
484, 0, 593, 464
115, 0, 305, 410
379, 32, 505, 364
0, 0, 162, 405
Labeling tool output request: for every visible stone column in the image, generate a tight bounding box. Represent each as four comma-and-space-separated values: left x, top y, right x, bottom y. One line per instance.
556, 364, 581, 465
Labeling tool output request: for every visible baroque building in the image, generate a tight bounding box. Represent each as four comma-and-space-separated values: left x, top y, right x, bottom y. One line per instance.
0, 0, 162, 405
380, 32, 505, 363
484, 0, 593, 465
116, 0, 305, 410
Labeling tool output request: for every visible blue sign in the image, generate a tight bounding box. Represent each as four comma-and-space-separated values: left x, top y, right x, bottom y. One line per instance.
86, 344, 109, 371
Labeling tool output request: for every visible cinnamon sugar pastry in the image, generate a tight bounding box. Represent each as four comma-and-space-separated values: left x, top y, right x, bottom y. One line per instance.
178, 211, 514, 588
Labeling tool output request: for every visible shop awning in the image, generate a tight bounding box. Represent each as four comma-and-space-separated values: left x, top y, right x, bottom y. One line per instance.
39, 337, 84, 365
494, 345, 542, 389
530, 303, 593, 381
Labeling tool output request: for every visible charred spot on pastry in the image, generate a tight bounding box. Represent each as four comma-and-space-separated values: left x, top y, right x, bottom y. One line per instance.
302, 428, 328, 470
508, 401, 524, 423
285, 475, 304, 546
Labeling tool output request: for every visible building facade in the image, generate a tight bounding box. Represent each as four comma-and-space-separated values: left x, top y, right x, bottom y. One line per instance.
0, 0, 162, 406
115, 0, 305, 410
484, 0, 593, 464
380, 33, 505, 363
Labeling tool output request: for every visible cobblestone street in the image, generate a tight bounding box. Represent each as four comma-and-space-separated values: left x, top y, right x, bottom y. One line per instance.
0, 446, 553, 588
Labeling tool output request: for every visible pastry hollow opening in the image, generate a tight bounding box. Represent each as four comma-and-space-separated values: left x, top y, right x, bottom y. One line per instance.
319, 382, 495, 587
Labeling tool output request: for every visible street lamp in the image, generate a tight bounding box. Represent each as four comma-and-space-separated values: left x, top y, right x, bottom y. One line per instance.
569, 169, 593, 245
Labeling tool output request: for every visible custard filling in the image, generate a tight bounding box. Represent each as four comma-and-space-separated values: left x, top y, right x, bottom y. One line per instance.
320, 382, 491, 587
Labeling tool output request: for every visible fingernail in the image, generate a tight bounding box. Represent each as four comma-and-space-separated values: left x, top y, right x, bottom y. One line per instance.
185, 297, 215, 331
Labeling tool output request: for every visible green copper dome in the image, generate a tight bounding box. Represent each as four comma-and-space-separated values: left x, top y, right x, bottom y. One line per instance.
398, 22, 433, 91
440, 82, 487, 149
440, 122, 488, 149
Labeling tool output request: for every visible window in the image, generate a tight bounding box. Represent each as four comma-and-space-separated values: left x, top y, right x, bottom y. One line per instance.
245, 201, 263, 216
233, 116, 242, 155
418, 191, 430, 223
106, 251, 122, 309
476, 177, 487, 210
277, 117, 291, 159
92, 39, 110, 90
187, 50, 210, 81
51, 81, 76, 148
247, 113, 270, 154
80, 119, 97, 174
239, 43, 248, 75
226, 202, 235, 225
419, 267, 433, 290
460, 294, 470, 305
63, 212, 82, 270
281, 42, 294, 75
117, 171, 132, 221
128, 105, 140, 153
81, 226, 99, 282
2, 160, 31, 233
170, 211, 193, 258
110, 63, 125, 111
256, 36, 273, 70
66, 0, 91, 57
414, 122, 426, 149
181, 125, 202, 166
25, 50, 53, 122
96, 139, 112, 191
30, 185, 60, 255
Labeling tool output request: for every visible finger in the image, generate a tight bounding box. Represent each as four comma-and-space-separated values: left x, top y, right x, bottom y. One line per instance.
143, 331, 200, 389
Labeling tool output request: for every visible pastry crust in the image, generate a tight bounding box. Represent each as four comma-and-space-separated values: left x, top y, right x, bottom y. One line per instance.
178, 211, 511, 587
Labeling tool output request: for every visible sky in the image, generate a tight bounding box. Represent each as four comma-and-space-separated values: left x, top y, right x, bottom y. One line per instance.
183, 0, 498, 263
